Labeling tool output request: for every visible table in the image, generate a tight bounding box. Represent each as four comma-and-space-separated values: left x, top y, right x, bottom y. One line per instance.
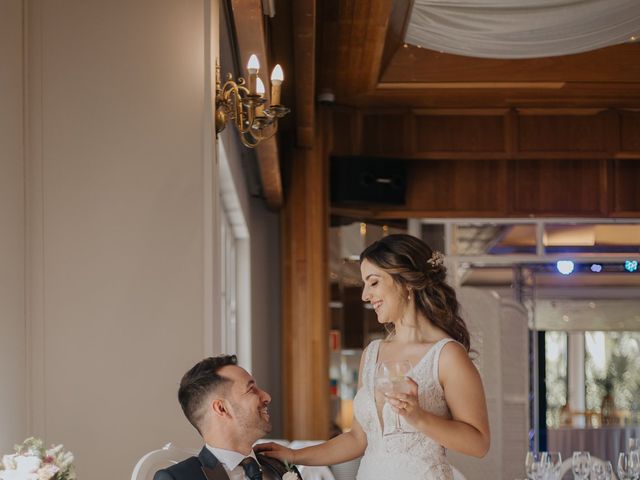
548, 425, 640, 466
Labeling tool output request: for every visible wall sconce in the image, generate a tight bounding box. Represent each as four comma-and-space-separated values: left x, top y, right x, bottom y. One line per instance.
215, 55, 289, 148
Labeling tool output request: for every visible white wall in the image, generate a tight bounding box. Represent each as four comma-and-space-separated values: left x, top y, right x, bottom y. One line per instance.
0, 0, 26, 455
450, 288, 529, 480
17, 1, 220, 478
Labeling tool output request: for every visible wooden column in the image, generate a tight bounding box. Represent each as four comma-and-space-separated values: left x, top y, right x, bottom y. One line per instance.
282, 109, 330, 439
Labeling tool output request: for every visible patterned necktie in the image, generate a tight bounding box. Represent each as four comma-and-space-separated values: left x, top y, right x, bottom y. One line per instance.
240, 456, 263, 480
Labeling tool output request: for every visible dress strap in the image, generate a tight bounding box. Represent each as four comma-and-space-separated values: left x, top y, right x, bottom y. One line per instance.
431, 338, 459, 383
364, 339, 382, 388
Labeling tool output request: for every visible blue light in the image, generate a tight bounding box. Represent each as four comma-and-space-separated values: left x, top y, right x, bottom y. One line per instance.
624, 260, 638, 273
590, 264, 603, 273
556, 260, 575, 275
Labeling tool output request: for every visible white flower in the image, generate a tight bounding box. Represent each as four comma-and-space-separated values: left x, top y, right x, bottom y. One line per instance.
14, 456, 40, 473
44, 445, 62, 458
2, 454, 17, 470
36, 464, 59, 480
0, 470, 34, 480
283, 472, 299, 480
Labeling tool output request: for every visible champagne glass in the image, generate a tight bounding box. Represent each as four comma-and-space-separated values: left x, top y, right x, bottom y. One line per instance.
617, 451, 640, 480
525, 451, 542, 480
593, 460, 614, 480
541, 451, 562, 480
572, 451, 591, 480
374, 360, 412, 435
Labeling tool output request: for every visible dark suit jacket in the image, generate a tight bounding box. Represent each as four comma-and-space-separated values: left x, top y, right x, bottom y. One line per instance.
153, 446, 300, 480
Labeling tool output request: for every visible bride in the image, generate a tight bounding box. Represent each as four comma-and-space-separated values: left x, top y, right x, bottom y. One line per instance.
256, 234, 490, 479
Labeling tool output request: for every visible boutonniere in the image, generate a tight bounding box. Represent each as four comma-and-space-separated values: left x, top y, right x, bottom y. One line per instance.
282, 460, 300, 480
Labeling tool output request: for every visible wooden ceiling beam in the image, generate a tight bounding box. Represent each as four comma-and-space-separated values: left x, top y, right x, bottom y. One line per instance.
319, 0, 395, 101
291, 0, 316, 147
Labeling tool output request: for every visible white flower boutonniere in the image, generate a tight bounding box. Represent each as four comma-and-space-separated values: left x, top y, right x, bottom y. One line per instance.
283, 460, 300, 480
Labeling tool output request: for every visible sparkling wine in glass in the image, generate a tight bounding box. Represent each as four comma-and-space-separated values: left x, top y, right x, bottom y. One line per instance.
374, 360, 412, 435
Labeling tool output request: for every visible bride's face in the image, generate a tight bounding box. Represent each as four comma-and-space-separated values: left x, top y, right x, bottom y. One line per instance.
360, 259, 406, 325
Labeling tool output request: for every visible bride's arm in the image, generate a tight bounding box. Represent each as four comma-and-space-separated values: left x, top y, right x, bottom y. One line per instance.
255, 347, 370, 466
387, 342, 490, 458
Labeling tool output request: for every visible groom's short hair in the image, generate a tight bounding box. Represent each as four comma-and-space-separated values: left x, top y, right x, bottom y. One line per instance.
178, 354, 238, 434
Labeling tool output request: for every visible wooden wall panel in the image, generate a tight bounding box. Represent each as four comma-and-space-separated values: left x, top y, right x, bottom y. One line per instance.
510, 159, 605, 215
413, 112, 506, 153
331, 108, 357, 156
406, 160, 506, 213
329, 108, 640, 217
361, 112, 407, 155
517, 110, 607, 152
620, 111, 640, 153
612, 160, 640, 214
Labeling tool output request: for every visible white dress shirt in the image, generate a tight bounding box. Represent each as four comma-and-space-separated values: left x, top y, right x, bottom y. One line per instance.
206, 445, 276, 480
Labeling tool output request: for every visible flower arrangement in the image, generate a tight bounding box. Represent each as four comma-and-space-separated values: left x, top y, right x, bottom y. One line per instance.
283, 460, 300, 480
0, 437, 76, 480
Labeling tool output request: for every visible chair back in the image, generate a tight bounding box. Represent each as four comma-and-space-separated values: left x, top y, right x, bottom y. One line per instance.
131, 443, 197, 480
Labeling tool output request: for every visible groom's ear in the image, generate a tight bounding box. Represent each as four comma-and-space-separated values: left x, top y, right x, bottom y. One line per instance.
211, 397, 230, 418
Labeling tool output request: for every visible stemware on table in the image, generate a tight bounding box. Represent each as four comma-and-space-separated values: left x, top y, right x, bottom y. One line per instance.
617, 451, 640, 480
572, 451, 592, 480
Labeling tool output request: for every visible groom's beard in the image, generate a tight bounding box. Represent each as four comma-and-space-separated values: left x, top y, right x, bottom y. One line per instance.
230, 401, 272, 439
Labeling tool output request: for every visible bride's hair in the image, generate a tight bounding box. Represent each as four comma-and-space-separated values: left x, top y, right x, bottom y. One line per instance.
360, 234, 470, 352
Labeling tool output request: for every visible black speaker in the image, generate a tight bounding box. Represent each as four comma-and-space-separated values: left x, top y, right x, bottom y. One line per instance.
331, 156, 407, 205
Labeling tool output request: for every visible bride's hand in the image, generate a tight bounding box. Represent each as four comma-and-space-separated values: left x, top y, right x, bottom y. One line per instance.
254, 442, 296, 464
386, 377, 421, 425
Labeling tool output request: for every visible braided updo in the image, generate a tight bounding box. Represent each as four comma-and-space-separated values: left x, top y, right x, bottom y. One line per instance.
360, 233, 470, 352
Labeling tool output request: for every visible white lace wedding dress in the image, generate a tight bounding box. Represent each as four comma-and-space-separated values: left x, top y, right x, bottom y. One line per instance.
353, 338, 455, 480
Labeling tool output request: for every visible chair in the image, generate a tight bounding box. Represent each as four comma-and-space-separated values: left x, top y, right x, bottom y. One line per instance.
131, 443, 198, 480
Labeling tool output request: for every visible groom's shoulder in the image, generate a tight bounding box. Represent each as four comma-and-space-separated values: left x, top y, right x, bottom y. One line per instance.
153, 456, 201, 480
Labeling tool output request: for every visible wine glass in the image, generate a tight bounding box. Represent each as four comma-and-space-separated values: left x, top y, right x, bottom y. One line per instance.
541, 451, 562, 480
525, 451, 542, 480
617, 451, 640, 480
572, 451, 591, 480
593, 460, 614, 480
374, 360, 412, 435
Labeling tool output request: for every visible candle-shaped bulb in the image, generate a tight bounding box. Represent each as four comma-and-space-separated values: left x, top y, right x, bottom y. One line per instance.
247, 54, 260, 94
270, 64, 284, 105
256, 77, 265, 96
271, 64, 284, 83
255, 77, 266, 117
247, 54, 260, 72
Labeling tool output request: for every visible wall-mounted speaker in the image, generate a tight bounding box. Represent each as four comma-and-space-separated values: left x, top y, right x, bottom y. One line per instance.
330, 156, 407, 205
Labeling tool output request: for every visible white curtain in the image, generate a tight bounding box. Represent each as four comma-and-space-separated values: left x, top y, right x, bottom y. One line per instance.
405, 0, 640, 58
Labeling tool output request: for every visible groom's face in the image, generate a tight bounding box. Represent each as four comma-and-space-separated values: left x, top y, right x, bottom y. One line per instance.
220, 365, 272, 439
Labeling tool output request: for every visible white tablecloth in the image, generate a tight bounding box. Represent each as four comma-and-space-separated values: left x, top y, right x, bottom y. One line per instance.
548, 425, 640, 466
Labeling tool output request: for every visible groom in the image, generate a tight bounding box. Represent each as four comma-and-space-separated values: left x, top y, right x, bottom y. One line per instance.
154, 355, 299, 480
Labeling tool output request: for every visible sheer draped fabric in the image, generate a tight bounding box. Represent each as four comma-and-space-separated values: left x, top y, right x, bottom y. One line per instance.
405, 0, 640, 58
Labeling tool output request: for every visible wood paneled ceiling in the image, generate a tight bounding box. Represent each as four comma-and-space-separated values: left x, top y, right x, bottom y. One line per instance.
316, 0, 640, 108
